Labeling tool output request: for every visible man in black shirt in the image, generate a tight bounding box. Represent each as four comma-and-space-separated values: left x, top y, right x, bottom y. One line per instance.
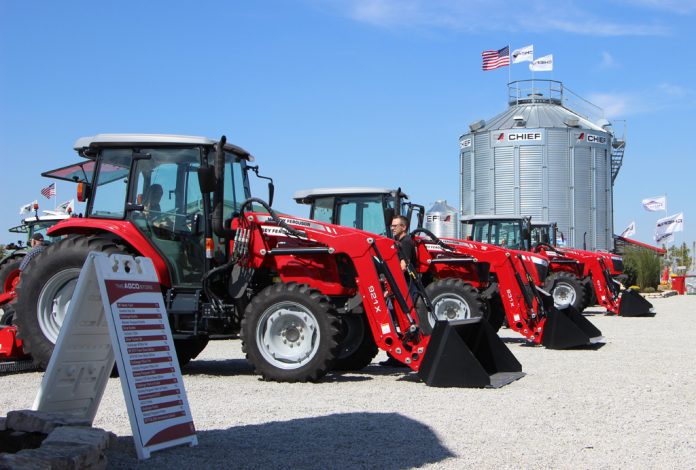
391, 215, 416, 272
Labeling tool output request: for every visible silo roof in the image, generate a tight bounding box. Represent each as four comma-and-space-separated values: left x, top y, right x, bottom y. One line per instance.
471, 103, 606, 134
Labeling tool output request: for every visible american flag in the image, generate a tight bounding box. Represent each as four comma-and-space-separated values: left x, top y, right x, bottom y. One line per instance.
482, 46, 510, 71
41, 182, 56, 199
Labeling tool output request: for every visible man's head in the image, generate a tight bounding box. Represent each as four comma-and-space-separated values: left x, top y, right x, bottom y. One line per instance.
390, 215, 409, 240
30, 232, 45, 247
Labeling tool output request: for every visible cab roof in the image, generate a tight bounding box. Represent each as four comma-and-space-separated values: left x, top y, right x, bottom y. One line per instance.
293, 187, 408, 203
73, 134, 254, 161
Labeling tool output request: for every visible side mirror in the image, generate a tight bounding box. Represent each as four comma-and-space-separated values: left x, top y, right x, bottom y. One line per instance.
268, 182, 275, 206
77, 182, 91, 202
198, 166, 216, 194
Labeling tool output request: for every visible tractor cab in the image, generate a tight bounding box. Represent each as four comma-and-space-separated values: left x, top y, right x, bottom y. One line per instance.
461, 215, 533, 251
293, 187, 422, 236
8, 213, 70, 248
530, 222, 567, 248
42, 134, 266, 287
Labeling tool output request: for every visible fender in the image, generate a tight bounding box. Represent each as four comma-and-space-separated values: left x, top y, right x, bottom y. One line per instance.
47, 218, 172, 286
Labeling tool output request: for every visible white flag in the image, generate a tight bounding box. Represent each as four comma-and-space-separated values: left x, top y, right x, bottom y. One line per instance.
642, 195, 666, 212
512, 44, 533, 63
529, 54, 553, 72
655, 212, 684, 242
620, 221, 636, 238
55, 199, 75, 214
655, 232, 674, 245
19, 200, 37, 215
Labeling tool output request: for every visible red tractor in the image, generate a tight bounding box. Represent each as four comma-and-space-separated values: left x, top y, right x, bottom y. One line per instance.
11, 134, 523, 388
530, 221, 654, 316
0, 212, 70, 324
462, 216, 654, 317
293, 188, 602, 349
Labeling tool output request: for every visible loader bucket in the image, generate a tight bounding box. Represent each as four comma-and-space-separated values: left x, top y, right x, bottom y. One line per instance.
541, 305, 604, 349
618, 289, 656, 317
418, 318, 525, 388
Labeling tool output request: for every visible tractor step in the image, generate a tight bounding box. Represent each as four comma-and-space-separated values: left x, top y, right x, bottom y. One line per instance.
0, 359, 38, 374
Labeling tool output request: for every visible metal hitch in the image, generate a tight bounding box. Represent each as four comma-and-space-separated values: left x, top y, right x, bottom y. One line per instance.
418, 318, 525, 388
618, 289, 656, 317
541, 305, 604, 349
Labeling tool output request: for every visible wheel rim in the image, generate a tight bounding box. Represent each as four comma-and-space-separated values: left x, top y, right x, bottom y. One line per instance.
256, 301, 320, 370
37, 268, 82, 343
430, 292, 473, 326
3, 270, 20, 293
552, 281, 576, 307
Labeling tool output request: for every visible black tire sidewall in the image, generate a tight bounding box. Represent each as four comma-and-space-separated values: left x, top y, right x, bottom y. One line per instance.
241, 282, 339, 382
333, 314, 378, 372
13, 236, 123, 369
421, 278, 484, 334
545, 271, 586, 311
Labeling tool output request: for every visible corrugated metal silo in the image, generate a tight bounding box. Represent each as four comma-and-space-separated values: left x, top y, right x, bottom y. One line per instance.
425, 200, 458, 238
459, 80, 624, 250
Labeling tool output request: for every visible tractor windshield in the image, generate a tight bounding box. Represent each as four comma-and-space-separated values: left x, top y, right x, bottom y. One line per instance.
469, 220, 524, 250
88, 145, 250, 286
308, 194, 397, 237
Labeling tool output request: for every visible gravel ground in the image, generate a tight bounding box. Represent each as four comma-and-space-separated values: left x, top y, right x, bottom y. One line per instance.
2, 295, 695, 469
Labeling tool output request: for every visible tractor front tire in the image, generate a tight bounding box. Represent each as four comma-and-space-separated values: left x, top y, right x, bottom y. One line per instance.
333, 314, 378, 372
544, 272, 586, 311
241, 283, 340, 382
421, 279, 484, 334
0, 256, 24, 294
13, 235, 126, 369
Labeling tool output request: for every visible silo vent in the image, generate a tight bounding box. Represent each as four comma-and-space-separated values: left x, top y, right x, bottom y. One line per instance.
513, 115, 526, 127
469, 119, 485, 132
564, 117, 580, 127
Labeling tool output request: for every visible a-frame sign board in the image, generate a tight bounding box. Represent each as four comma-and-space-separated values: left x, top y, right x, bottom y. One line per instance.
33, 253, 197, 459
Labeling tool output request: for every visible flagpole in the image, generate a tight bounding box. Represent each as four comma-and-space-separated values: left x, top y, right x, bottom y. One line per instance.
508, 44, 511, 85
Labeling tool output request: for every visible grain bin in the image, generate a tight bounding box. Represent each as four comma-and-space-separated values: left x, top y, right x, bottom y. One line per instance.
459, 80, 625, 250
425, 200, 458, 238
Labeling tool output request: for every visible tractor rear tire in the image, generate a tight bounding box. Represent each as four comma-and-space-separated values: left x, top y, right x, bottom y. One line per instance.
0, 305, 15, 326
0, 256, 24, 294
333, 314, 378, 371
485, 293, 507, 332
241, 282, 340, 382
582, 278, 596, 310
544, 272, 586, 311
419, 279, 484, 335
13, 235, 127, 370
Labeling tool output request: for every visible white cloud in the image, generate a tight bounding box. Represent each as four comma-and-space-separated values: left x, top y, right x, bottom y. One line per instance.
617, 0, 696, 14
587, 83, 692, 118
600, 52, 617, 68
657, 82, 688, 96
587, 93, 634, 118
319, 0, 672, 36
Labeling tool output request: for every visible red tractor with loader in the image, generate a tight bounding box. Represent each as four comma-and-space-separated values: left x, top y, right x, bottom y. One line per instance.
293, 187, 602, 349
462, 216, 654, 317
10, 134, 524, 388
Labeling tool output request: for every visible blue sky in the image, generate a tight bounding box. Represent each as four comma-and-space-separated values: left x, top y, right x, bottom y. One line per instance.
1, 0, 694, 250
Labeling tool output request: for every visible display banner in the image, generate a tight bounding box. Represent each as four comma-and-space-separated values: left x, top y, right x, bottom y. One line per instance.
34, 253, 197, 459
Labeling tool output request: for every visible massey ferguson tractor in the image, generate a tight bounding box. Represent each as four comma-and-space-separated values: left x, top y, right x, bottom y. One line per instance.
0, 211, 70, 324
530, 221, 654, 316
293, 187, 602, 349
11, 134, 524, 388
462, 215, 654, 317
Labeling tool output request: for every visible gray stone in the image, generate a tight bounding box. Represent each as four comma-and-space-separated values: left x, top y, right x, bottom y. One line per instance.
43, 426, 114, 451
0, 453, 52, 470
17, 444, 100, 470
6, 410, 90, 434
